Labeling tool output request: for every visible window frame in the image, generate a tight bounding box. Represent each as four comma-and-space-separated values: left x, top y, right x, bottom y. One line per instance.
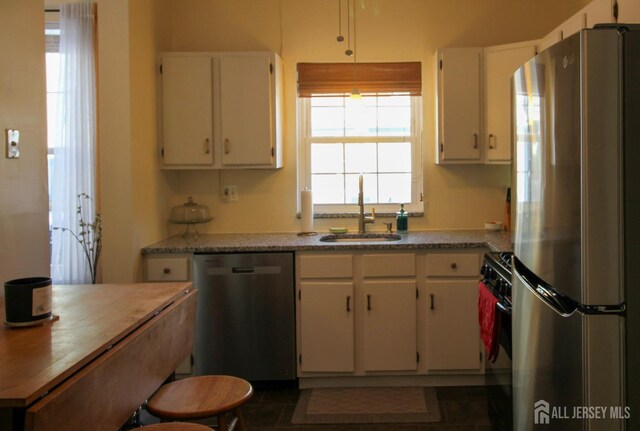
297, 94, 423, 215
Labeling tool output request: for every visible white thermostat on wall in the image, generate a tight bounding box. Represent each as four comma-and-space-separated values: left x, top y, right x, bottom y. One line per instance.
6, 129, 19, 159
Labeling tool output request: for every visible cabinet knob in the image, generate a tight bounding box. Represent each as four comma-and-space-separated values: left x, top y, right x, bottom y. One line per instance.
204, 138, 210, 154
473, 133, 478, 149
224, 138, 230, 154
163, 268, 171, 274
430, 294, 435, 310
488, 133, 496, 149
450, 262, 458, 270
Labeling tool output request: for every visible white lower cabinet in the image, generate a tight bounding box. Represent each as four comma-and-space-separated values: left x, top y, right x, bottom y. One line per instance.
425, 280, 481, 371
296, 249, 483, 381
425, 252, 482, 371
299, 281, 354, 372
363, 280, 417, 371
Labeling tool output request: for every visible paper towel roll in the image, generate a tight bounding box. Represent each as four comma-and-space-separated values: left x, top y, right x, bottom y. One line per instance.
301, 189, 314, 233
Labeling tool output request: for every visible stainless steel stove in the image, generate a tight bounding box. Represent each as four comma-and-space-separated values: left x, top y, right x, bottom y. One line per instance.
480, 251, 513, 430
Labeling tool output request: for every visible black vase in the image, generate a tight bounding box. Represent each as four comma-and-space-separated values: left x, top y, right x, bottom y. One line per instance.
4, 277, 52, 325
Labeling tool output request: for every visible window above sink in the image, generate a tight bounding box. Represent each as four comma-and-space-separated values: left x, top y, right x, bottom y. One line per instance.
296, 62, 424, 217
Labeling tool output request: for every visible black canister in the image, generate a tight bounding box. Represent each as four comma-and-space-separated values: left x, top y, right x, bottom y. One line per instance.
4, 277, 52, 325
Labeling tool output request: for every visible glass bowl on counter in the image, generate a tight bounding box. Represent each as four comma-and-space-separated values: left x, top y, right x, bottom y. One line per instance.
169, 196, 213, 238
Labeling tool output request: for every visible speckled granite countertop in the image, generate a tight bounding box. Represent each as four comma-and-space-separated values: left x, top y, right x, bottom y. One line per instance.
141, 230, 512, 254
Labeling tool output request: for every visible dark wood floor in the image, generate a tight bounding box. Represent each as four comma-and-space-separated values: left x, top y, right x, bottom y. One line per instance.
137, 384, 511, 431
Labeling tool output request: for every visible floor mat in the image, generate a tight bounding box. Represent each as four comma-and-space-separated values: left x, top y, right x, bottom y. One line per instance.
291, 386, 441, 424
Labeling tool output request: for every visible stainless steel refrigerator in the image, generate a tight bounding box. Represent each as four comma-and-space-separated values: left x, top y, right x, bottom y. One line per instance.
512, 25, 640, 430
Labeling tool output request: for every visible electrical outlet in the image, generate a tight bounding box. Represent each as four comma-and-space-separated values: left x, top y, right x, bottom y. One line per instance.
223, 185, 238, 202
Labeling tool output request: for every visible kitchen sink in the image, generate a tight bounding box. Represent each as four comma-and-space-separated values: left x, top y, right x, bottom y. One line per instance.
319, 233, 402, 243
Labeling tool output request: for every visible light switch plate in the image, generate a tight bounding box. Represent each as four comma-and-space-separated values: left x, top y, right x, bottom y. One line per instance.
6, 129, 19, 159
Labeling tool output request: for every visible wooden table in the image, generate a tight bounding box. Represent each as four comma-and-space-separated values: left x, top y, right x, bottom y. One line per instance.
0, 282, 196, 431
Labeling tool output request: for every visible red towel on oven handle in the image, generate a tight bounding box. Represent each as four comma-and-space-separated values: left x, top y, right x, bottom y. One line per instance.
478, 281, 501, 363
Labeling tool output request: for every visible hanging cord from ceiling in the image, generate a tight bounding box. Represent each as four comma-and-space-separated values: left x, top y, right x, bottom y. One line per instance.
337, 0, 344, 42
345, 0, 353, 56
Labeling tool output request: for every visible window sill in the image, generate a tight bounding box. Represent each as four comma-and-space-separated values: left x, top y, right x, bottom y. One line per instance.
296, 212, 423, 219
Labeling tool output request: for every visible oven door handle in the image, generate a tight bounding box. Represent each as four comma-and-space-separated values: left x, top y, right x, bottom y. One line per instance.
496, 301, 511, 315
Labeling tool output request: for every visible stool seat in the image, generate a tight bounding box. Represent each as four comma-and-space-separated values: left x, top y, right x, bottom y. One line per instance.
147, 375, 253, 420
138, 423, 212, 431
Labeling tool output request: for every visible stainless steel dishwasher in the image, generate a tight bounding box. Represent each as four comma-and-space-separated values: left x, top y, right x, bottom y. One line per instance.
193, 252, 295, 381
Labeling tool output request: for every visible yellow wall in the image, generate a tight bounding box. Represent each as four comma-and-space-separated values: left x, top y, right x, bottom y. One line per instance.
156, 0, 591, 236
8, 0, 594, 285
0, 0, 50, 286
129, 0, 176, 281
97, 0, 178, 282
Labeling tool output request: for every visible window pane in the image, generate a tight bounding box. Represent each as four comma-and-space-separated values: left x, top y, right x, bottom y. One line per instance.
345, 143, 376, 173
378, 106, 411, 136
306, 94, 419, 207
312, 143, 344, 173
378, 173, 412, 203
312, 174, 344, 204
345, 173, 377, 204
378, 95, 410, 107
45, 53, 60, 92
378, 142, 411, 172
345, 104, 376, 137
47, 93, 59, 149
311, 96, 345, 107
312, 106, 344, 137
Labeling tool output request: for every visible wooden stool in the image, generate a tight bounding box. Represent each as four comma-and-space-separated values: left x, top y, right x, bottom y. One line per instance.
137, 424, 212, 431
146, 375, 253, 431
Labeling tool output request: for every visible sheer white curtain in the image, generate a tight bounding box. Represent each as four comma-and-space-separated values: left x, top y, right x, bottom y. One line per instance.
50, 2, 97, 284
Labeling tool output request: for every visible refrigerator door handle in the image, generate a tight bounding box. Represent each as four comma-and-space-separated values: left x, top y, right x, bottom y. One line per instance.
514, 257, 626, 317
514, 256, 580, 317
578, 303, 626, 316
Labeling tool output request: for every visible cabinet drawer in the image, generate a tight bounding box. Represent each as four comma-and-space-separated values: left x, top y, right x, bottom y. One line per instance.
426, 253, 479, 277
146, 257, 190, 281
363, 253, 415, 277
299, 254, 353, 278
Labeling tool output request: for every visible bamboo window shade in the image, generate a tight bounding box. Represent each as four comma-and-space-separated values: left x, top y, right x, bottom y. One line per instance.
297, 62, 422, 97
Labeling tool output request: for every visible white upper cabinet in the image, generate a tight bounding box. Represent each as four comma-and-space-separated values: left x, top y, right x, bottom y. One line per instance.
436, 48, 483, 164
484, 41, 537, 164
436, 43, 536, 165
160, 55, 214, 166
220, 54, 282, 168
159, 51, 283, 169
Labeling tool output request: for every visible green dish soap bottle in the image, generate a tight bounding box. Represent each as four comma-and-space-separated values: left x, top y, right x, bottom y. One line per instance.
396, 204, 408, 233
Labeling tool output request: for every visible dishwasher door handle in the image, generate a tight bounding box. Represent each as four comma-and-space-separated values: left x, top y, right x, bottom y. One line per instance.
206, 266, 282, 275
232, 267, 255, 274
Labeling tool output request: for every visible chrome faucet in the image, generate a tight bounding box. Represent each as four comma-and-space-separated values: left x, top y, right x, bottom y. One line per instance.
358, 174, 375, 234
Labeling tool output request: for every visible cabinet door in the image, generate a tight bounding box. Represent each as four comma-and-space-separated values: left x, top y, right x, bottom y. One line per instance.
220, 55, 274, 166
426, 280, 480, 371
363, 281, 417, 371
436, 48, 482, 163
484, 43, 537, 163
299, 282, 354, 372
161, 56, 214, 166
